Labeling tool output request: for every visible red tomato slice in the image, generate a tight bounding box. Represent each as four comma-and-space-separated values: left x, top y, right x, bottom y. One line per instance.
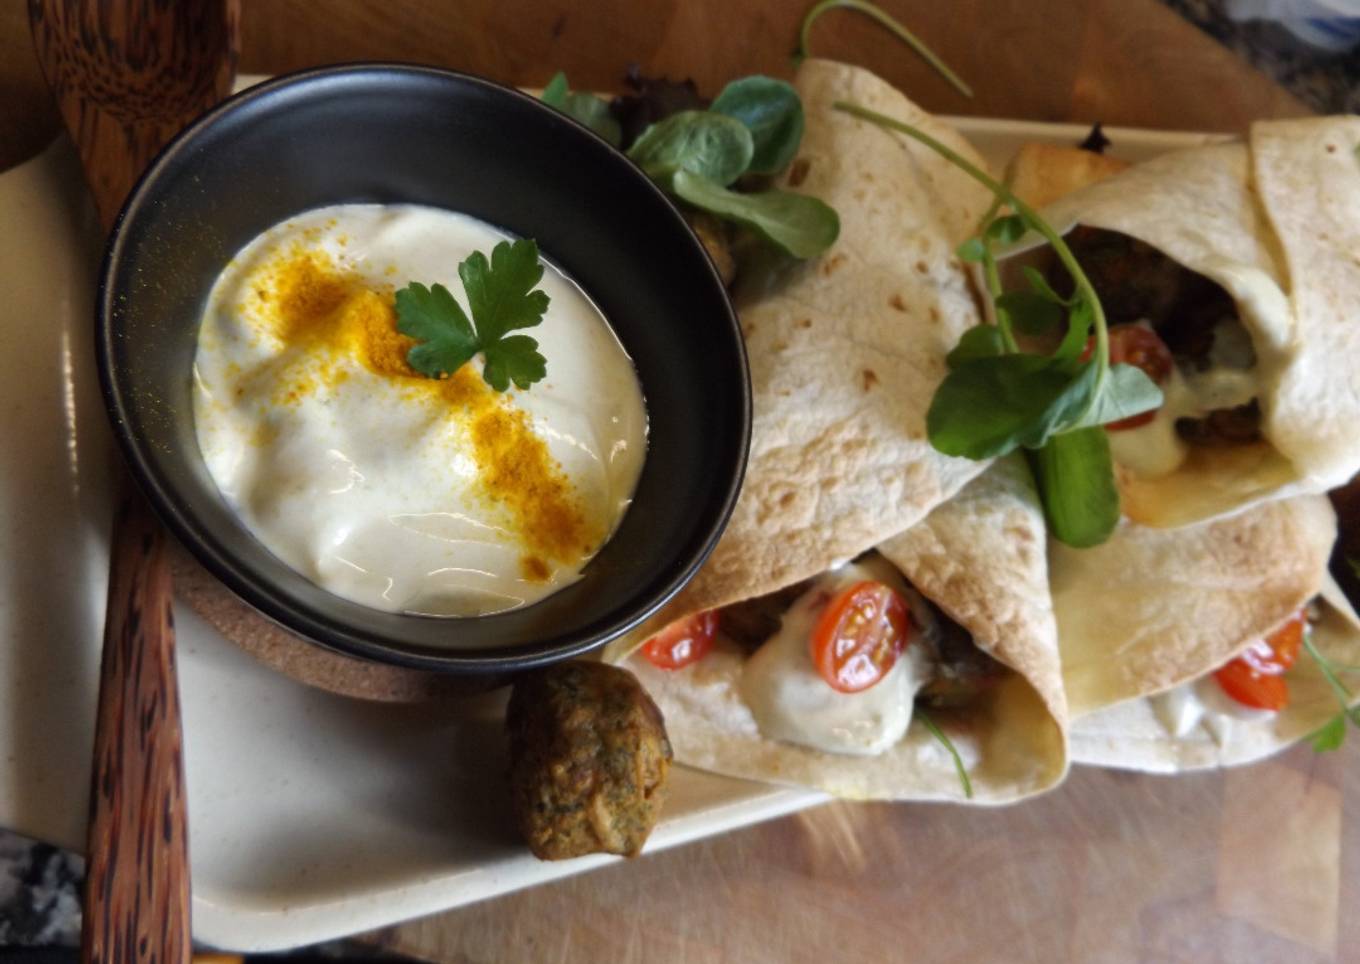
1083, 325, 1175, 430
809, 581, 911, 693
1214, 611, 1307, 711
642, 610, 719, 670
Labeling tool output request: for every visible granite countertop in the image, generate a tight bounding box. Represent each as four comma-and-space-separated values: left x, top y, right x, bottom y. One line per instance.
1164, 0, 1360, 113
3, 0, 1358, 953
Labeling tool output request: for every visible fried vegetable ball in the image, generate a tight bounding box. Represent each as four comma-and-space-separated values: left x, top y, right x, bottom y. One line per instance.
506, 661, 672, 860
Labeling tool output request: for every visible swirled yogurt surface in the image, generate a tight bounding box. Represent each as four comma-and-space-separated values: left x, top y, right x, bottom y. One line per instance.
193, 204, 647, 617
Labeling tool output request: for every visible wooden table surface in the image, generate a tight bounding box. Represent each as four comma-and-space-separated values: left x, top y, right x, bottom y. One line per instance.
1, 2, 1346, 962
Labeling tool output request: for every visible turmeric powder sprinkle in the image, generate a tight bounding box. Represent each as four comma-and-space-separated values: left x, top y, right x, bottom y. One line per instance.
238, 243, 596, 576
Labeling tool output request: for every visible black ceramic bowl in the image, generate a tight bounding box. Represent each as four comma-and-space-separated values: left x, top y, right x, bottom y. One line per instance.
98, 64, 749, 673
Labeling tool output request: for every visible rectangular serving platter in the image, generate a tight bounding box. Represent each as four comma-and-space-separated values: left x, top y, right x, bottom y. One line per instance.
0, 98, 1226, 950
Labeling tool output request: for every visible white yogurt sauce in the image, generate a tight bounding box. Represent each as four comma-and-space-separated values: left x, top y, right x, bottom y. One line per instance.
1150, 673, 1278, 746
193, 204, 647, 617
739, 558, 934, 756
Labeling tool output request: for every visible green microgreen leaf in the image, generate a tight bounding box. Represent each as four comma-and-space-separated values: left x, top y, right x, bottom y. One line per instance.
710, 76, 805, 175
541, 72, 622, 147
995, 291, 1065, 336
1028, 426, 1120, 548
926, 355, 1096, 459
1311, 714, 1347, 752
395, 238, 551, 392
670, 170, 840, 259
797, 0, 973, 98
946, 325, 1006, 369
956, 236, 987, 263
1303, 631, 1360, 726
917, 708, 973, 799
986, 213, 1027, 245
541, 71, 568, 105
1064, 363, 1164, 430
1349, 556, 1360, 581
1054, 298, 1094, 364
1023, 265, 1072, 305
628, 111, 754, 186
1300, 625, 1360, 753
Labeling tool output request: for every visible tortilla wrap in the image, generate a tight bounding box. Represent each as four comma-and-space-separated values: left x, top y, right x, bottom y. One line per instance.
610, 459, 1068, 803
1003, 118, 1360, 528
658, 58, 993, 622
1051, 494, 1336, 719
1070, 575, 1360, 772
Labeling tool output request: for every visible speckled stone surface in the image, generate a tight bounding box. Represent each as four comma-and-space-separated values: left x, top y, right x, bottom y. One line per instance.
0, 834, 82, 946
1163, 0, 1360, 112
3, 0, 1358, 951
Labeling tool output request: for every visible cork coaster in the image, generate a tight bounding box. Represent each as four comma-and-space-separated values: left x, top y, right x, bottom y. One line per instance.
169, 541, 499, 702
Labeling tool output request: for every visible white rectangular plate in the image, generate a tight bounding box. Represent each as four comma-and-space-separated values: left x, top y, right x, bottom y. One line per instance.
0, 103, 1225, 951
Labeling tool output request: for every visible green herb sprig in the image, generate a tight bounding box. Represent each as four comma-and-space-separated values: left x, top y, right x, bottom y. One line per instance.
918, 708, 973, 799
796, 0, 973, 99
831, 100, 1164, 547
542, 72, 623, 147
1304, 628, 1360, 752
394, 238, 549, 392
541, 73, 839, 259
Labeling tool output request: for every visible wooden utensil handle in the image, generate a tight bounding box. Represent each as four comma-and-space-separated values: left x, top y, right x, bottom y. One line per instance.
83, 490, 190, 963
29, 4, 239, 957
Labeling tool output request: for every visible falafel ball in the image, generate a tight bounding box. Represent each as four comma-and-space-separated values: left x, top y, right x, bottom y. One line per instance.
506, 661, 672, 860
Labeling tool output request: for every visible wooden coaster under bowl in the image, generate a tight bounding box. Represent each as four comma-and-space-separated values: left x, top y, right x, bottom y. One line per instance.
169, 541, 502, 702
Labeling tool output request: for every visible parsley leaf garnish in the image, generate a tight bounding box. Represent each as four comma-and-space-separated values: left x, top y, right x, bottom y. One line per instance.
394, 238, 550, 392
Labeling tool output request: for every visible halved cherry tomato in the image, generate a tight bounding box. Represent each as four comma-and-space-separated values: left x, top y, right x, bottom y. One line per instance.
809, 581, 911, 693
1214, 611, 1307, 711
1083, 325, 1175, 430
642, 610, 720, 670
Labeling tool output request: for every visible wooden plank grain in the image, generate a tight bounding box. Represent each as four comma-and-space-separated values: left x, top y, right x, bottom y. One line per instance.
235, 0, 1308, 129
0, 1, 61, 171
373, 742, 1356, 964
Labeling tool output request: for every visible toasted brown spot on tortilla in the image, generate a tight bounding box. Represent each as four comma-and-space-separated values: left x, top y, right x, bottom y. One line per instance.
779, 491, 796, 508
889, 293, 907, 311
796, 318, 813, 329
773, 340, 789, 351
1327, 144, 1337, 153
929, 307, 941, 322
861, 368, 879, 391
788, 157, 811, 187
1006, 525, 1034, 545
821, 253, 848, 276
915, 260, 929, 274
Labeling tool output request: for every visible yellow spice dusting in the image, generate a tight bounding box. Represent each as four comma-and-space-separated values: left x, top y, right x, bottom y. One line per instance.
241, 243, 592, 572
472, 407, 594, 562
